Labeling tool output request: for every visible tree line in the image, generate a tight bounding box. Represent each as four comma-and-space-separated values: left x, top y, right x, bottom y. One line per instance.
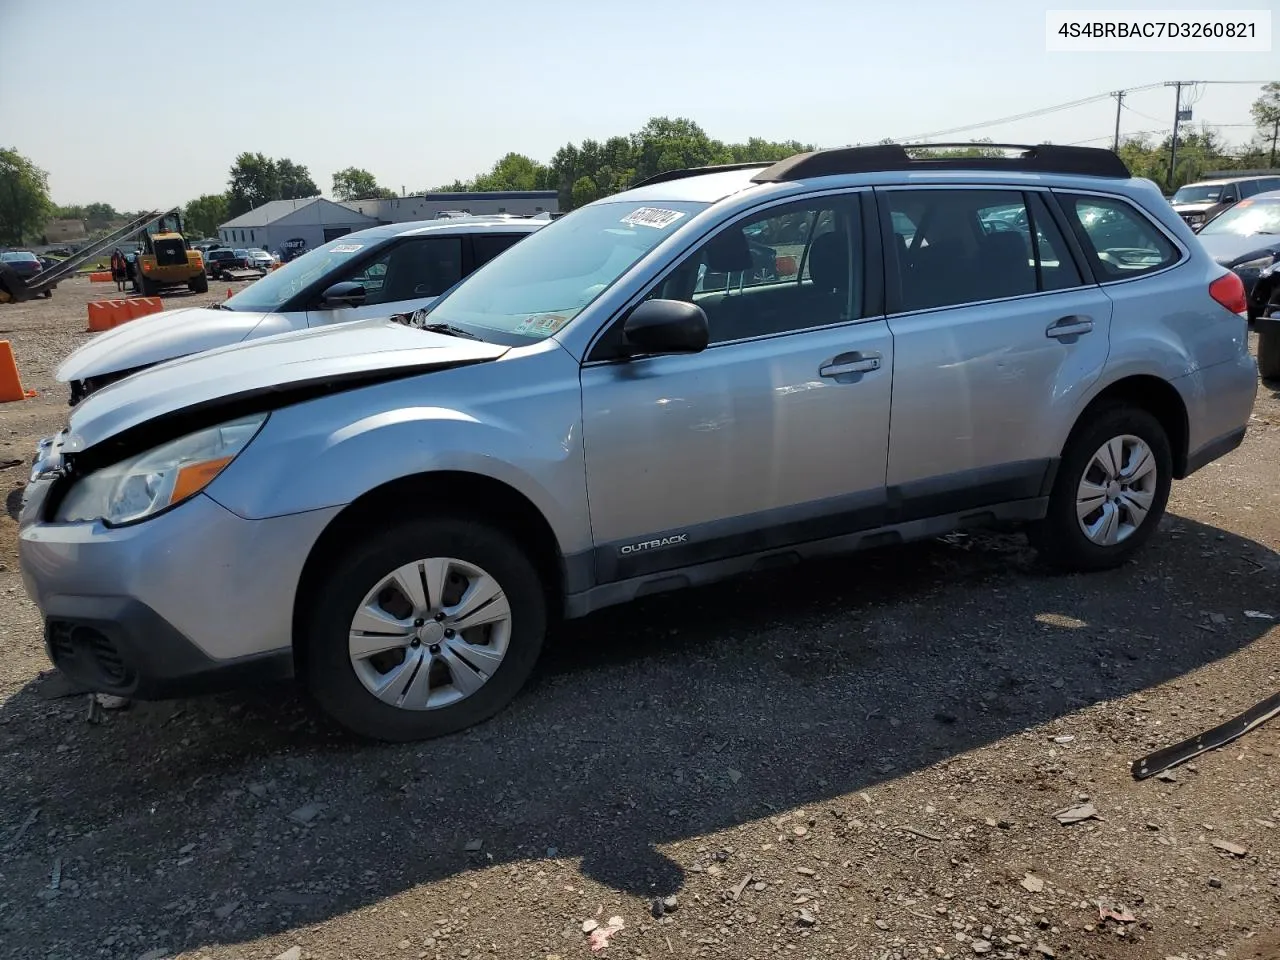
2, 82, 1277, 246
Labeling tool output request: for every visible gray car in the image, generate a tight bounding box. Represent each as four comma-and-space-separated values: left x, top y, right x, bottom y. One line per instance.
19, 143, 1258, 741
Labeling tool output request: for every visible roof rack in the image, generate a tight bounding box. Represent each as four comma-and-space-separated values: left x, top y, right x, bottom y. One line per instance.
752, 143, 1130, 182
631, 162, 773, 189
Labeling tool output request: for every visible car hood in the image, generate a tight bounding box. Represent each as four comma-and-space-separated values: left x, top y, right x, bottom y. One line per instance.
1171, 201, 1216, 214
1196, 232, 1280, 267
55, 306, 281, 382
64, 318, 509, 452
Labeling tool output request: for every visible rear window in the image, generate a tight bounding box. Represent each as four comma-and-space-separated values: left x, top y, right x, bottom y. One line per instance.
2, 251, 38, 262
1056, 194, 1180, 280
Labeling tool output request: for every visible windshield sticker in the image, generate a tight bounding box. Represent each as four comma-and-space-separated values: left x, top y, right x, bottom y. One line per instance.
621, 207, 686, 229
1235, 200, 1253, 208
514, 313, 570, 335
330, 243, 364, 254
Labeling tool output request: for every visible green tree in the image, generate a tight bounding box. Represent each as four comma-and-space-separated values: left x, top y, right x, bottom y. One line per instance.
0, 147, 53, 245
84, 202, 118, 222
227, 152, 280, 217
183, 193, 229, 239
226, 153, 319, 216
53, 203, 86, 220
332, 166, 395, 201
276, 158, 320, 200
1251, 80, 1280, 166
471, 152, 553, 192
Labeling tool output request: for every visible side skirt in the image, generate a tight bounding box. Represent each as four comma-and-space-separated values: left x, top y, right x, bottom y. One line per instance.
563, 496, 1047, 619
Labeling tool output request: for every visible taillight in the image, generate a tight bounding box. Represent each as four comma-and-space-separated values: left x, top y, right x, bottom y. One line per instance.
1208, 271, 1247, 318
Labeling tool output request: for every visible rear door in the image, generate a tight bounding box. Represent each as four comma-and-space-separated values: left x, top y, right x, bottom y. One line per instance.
879, 186, 1113, 513
306, 235, 464, 327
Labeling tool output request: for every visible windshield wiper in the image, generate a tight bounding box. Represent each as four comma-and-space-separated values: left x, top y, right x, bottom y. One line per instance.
418, 322, 479, 340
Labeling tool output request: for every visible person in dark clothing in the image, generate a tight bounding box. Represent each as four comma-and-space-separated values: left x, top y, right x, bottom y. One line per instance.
111, 248, 127, 291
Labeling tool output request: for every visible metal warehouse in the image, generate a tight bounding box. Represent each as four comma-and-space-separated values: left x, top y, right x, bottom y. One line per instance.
340, 190, 559, 222
217, 198, 380, 257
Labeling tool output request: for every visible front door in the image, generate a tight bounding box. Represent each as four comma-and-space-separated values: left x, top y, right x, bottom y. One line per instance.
306, 235, 464, 327
580, 192, 894, 583
878, 186, 1113, 510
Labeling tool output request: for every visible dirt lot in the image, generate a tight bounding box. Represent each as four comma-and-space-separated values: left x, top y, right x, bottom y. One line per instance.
1, 278, 1278, 960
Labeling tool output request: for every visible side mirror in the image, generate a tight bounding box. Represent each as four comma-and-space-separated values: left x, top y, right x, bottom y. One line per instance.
622, 299, 709, 356
319, 281, 366, 308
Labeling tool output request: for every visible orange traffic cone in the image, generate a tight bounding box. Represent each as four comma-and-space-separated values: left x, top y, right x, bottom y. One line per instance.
226, 287, 233, 300
0, 340, 37, 402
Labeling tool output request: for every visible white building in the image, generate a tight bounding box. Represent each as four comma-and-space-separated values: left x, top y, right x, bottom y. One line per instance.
217, 198, 381, 256
341, 190, 559, 223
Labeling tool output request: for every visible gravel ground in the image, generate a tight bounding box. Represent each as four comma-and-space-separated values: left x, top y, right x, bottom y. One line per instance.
1, 278, 1278, 960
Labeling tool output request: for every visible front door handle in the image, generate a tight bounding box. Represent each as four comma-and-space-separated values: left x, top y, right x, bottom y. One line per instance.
820, 353, 881, 378
1046, 315, 1094, 339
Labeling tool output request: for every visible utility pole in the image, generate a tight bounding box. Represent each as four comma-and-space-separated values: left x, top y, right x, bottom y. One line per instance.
1112, 90, 1125, 152
1271, 119, 1278, 168
1166, 81, 1188, 192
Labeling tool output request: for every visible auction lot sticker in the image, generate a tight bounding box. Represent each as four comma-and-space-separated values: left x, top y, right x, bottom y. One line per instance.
622, 207, 686, 229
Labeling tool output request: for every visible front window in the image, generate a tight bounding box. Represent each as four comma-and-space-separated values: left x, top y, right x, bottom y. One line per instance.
1198, 199, 1280, 237
425, 201, 708, 340
1171, 185, 1222, 204
223, 233, 389, 311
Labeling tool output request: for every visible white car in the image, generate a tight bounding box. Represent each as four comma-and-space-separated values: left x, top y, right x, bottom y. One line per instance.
57, 216, 544, 404
245, 247, 275, 271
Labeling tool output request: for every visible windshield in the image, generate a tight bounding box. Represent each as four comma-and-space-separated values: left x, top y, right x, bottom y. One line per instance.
223, 232, 388, 311
427, 200, 707, 339
1172, 185, 1223, 204
1198, 198, 1280, 237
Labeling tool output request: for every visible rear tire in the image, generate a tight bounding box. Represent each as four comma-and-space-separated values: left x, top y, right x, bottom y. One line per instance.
303, 516, 547, 742
1259, 327, 1280, 381
137, 274, 156, 296
188, 273, 209, 293
1031, 404, 1172, 572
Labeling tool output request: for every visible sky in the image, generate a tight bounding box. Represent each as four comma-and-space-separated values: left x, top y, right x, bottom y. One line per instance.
0, 0, 1275, 211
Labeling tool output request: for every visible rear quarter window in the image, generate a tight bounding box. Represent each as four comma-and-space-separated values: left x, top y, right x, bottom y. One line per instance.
1056, 193, 1181, 281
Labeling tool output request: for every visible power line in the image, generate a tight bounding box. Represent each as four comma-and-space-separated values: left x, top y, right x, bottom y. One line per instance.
887, 80, 1263, 145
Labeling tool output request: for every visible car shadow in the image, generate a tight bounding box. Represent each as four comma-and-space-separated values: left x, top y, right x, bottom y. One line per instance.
0, 515, 1275, 955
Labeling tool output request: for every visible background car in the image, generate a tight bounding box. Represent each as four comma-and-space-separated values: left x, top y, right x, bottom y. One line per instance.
203, 248, 243, 277
1195, 190, 1280, 320
56, 215, 545, 403
1170, 175, 1280, 232
231, 248, 252, 269
245, 248, 274, 271
0, 250, 42, 280
0, 251, 52, 297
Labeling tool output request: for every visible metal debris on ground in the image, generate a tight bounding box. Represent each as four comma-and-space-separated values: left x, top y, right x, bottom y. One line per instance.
1243, 610, 1274, 619
730, 874, 751, 901
1052, 803, 1099, 825
1131, 690, 1280, 780
4, 807, 38, 850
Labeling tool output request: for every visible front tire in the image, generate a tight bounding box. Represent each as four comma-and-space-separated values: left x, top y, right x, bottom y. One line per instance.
303, 517, 547, 742
1032, 405, 1172, 572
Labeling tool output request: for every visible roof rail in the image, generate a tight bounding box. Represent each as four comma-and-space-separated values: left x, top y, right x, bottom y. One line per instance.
631, 162, 774, 190
751, 143, 1130, 182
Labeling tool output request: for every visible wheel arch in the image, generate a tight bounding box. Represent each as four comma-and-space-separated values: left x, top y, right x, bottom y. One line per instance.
291, 470, 567, 675
1066, 374, 1190, 478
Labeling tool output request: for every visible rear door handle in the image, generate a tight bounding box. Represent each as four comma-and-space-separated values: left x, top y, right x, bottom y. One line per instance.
1046, 315, 1094, 339
820, 353, 882, 377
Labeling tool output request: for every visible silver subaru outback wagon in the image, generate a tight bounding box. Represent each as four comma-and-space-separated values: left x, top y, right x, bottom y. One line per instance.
19, 143, 1258, 741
